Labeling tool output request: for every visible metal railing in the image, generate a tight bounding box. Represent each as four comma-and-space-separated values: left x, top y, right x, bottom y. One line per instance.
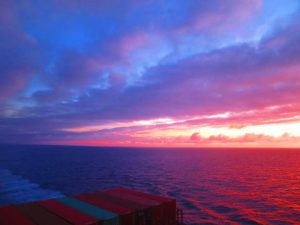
176, 207, 184, 225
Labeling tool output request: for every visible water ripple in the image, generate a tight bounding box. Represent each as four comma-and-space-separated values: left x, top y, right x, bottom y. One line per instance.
0, 168, 64, 206
1, 145, 300, 224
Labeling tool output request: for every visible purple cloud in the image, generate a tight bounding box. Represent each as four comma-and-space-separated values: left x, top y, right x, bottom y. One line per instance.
0, 0, 299, 145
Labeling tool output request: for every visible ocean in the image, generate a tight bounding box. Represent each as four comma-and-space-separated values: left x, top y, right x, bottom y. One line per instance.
0, 145, 300, 224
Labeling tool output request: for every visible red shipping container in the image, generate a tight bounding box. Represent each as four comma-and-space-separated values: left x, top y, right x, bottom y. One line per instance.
0, 205, 35, 225
76, 193, 134, 225
38, 199, 99, 225
109, 188, 177, 225
93, 192, 152, 225
16, 203, 73, 225
104, 189, 164, 225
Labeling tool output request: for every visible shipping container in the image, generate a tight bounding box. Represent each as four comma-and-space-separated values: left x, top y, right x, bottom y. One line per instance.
93, 192, 152, 225
108, 188, 177, 225
38, 199, 99, 225
58, 197, 119, 225
16, 203, 72, 225
76, 193, 135, 225
0, 188, 182, 225
0, 205, 35, 225
104, 189, 164, 225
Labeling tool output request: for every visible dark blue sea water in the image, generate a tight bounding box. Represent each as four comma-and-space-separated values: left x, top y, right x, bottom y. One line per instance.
1, 145, 300, 225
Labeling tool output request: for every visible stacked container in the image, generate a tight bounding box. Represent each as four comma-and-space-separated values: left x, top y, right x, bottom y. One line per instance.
0, 187, 179, 225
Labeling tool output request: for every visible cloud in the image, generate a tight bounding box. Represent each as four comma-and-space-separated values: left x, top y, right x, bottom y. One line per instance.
0, 2, 41, 100
190, 132, 201, 142
0, 0, 299, 146
189, 132, 300, 147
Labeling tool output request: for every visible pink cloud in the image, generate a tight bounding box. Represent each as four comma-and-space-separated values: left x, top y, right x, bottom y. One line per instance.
50, 132, 300, 148
190, 132, 201, 142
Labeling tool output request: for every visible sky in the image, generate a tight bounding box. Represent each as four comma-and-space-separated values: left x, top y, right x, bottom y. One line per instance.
0, 0, 300, 147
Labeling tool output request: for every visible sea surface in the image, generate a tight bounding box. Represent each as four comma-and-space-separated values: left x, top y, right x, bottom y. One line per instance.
0, 145, 300, 225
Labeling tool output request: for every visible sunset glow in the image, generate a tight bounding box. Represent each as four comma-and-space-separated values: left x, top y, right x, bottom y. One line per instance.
0, 0, 300, 147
